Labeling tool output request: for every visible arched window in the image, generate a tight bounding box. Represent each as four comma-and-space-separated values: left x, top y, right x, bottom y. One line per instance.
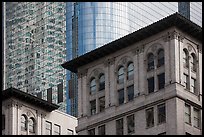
127, 62, 134, 80
29, 117, 35, 133
21, 115, 27, 131
191, 53, 196, 72
147, 53, 154, 71
90, 78, 96, 94
157, 49, 164, 67
183, 49, 189, 68
99, 74, 105, 91
118, 66, 124, 84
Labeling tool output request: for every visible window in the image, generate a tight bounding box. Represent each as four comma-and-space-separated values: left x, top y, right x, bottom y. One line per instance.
118, 66, 124, 84
45, 121, 52, 135
116, 118, 123, 135
157, 49, 164, 67
99, 74, 105, 91
90, 100, 96, 115
147, 53, 154, 71
98, 125, 105, 135
67, 129, 74, 135
148, 77, 154, 93
90, 78, 96, 94
127, 62, 134, 80
99, 96, 105, 112
191, 53, 196, 72
21, 115, 27, 131
190, 78, 196, 93
2, 114, 5, 130
158, 73, 165, 90
29, 118, 35, 133
88, 128, 95, 135
157, 104, 166, 124
127, 85, 134, 101
127, 115, 135, 134
118, 89, 124, 105
193, 108, 200, 128
185, 104, 191, 124
146, 107, 154, 128
54, 124, 60, 135
183, 49, 189, 68
183, 74, 189, 89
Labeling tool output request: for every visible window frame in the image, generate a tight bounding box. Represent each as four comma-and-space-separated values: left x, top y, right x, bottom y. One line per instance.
90, 100, 96, 115
127, 114, 135, 134
88, 128, 95, 135
98, 125, 105, 135
127, 62, 134, 80
147, 77, 155, 93
127, 85, 134, 101
116, 118, 123, 135
90, 78, 96, 95
118, 66, 125, 84
54, 124, 61, 135
146, 107, 154, 128
193, 108, 200, 128
45, 121, 52, 135
118, 88, 124, 105
21, 114, 28, 131
28, 117, 35, 133
147, 53, 154, 71
99, 74, 105, 91
157, 104, 166, 124
157, 49, 164, 67
185, 104, 191, 124
158, 73, 165, 90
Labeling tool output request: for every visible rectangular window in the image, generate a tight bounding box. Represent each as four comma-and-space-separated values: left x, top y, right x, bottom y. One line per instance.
99, 96, 105, 112
98, 125, 105, 135
183, 73, 188, 89
148, 77, 154, 93
127, 114, 135, 134
190, 78, 196, 93
157, 104, 166, 124
45, 121, 52, 135
158, 73, 165, 90
116, 118, 123, 135
146, 107, 154, 128
185, 104, 191, 124
127, 85, 134, 101
90, 100, 96, 115
67, 129, 74, 135
118, 89, 124, 105
88, 128, 95, 135
193, 108, 200, 128
54, 124, 60, 135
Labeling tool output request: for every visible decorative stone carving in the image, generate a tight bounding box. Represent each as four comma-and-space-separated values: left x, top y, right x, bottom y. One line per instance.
94, 69, 99, 76
187, 44, 192, 52
122, 58, 127, 64
163, 30, 182, 42
151, 45, 157, 52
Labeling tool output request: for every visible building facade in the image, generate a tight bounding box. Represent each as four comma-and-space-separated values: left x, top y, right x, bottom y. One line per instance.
4, 2, 67, 112
65, 2, 202, 117
62, 13, 202, 135
2, 88, 77, 135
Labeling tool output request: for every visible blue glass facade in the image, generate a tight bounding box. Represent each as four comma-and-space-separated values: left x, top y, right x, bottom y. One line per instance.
66, 2, 202, 116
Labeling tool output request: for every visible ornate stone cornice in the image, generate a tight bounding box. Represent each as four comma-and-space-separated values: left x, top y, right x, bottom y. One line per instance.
132, 45, 144, 55
78, 69, 88, 78
104, 57, 115, 67
163, 30, 184, 42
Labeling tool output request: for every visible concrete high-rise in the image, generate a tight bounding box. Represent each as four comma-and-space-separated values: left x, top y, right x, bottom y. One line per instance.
4, 2, 67, 112
65, 2, 202, 116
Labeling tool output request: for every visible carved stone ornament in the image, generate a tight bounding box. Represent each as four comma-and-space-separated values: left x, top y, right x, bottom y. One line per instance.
151, 45, 157, 52
187, 44, 192, 52
94, 70, 99, 76
122, 58, 127, 64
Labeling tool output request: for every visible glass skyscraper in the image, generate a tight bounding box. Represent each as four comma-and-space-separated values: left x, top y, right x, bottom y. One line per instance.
4, 2, 67, 112
66, 2, 202, 116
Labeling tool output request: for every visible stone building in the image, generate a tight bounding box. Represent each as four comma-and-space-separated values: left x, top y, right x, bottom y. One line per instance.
62, 13, 202, 135
2, 87, 77, 135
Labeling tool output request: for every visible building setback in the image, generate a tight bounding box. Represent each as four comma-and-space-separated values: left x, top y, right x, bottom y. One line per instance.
62, 13, 202, 135
2, 87, 77, 135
